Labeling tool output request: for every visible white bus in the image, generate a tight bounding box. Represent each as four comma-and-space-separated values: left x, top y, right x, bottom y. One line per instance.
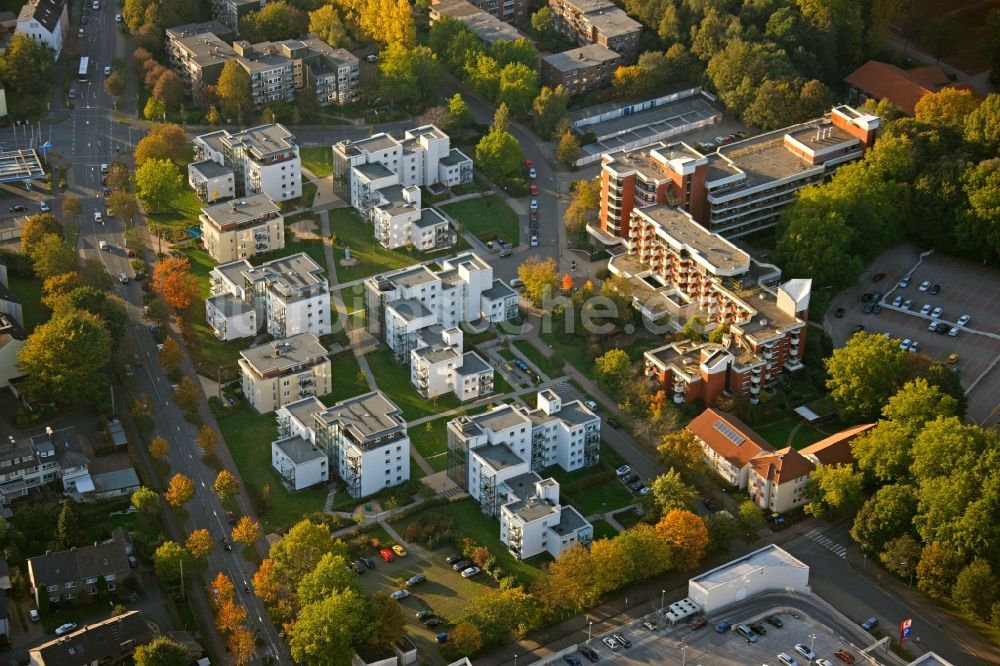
78, 56, 89, 82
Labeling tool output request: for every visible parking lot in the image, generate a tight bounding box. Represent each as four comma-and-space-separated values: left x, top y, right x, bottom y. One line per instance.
826, 244, 1000, 426
552, 606, 868, 666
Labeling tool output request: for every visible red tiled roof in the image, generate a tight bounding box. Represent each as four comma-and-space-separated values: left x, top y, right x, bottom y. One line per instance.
844, 60, 979, 116
750, 447, 815, 485
687, 408, 774, 469
800, 423, 876, 467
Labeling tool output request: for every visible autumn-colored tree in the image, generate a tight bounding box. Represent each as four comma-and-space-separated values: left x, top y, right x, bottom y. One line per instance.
655, 509, 709, 571
470, 545, 492, 568
232, 515, 262, 547
153, 256, 199, 311
131, 393, 153, 419
210, 571, 235, 609
186, 528, 214, 560
153, 540, 191, 584
216, 60, 253, 121
148, 435, 170, 460
21, 213, 62, 256
197, 426, 220, 454
131, 486, 160, 514
657, 429, 705, 475
41, 272, 82, 310
449, 623, 484, 656
560, 273, 573, 292
216, 598, 247, 634
252, 558, 282, 605
173, 377, 201, 421
61, 194, 82, 220
227, 626, 256, 666
533, 544, 596, 616
164, 473, 195, 507
152, 70, 185, 109
158, 336, 183, 371
213, 470, 239, 501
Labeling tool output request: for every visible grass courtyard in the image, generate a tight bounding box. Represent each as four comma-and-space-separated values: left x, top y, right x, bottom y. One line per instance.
8, 274, 48, 332
300, 146, 333, 178
440, 195, 519, 245
366, 349, 462, 421
323, 351, 371, 405
148, 187, 203, 233
179, 247, 247, 376
512, 339, 564, 378
754, 417, 830, 450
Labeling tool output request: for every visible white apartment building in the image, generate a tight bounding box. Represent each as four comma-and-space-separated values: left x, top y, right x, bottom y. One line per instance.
239, 333, 331, 414
188, 158, 237, 203
206, 253, 330, 341
499, 474, 592, 560
199, 194, 284, 263
15, 0, 67, 59
193, 124, 301, 202
368, 184, 454, 251
409, 326, 494, 401
0, 426, 92, 505
272, 393, 411, 497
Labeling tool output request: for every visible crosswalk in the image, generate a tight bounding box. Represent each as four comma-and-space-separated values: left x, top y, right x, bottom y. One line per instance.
804, 528, 848, 558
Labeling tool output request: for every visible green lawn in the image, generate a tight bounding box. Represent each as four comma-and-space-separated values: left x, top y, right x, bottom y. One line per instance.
267, 237, 328, 269
328, 208, 435, 281
564, 477, 634, 517
492, 371, 513, 396
591, 518, 619, 540
440, 195, 519, 245
8, 274, 49, 332
300, 146, 333, 178
216, 403, 327, 533
323, 351, 370, 404
512, 339, 564, 378
613, 507, 642, 529
409, 415, 451, 472
148, 187, 203, 231
392, 499, 548, 586
365, 349, 462, 421
754, 417, 828, 450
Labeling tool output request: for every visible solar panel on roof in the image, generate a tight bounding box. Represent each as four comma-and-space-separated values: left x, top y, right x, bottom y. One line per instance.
713, 419, 745, 445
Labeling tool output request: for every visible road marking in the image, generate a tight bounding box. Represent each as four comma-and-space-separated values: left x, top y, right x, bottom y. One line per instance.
804, 528, 848, 558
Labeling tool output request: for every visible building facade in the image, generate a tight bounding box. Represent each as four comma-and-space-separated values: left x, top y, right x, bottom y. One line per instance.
15, 0, 67, 59
27, 528, 132, 606
210, 0, 262, 33
844, 60, 978, 116
429, 0, 527, 44
0, 426, 91, 505
206, 253, 330, 341
165, 22, 236, 99
193, 124, 301, 202
232, 37, 360, 107
239, 333, 332, 414
28, 611, 152, 666
597, 106, 879, 241
548, 0, 640, 63
686, 408, 775, 487
199, 193, 284, 263
188, 159, 237, 203
541, 44, 621, 95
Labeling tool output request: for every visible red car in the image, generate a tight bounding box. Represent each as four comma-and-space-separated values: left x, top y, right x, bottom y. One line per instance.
834, 649, 856, 664
688, 616, 707, 630
380, 548, 394, 562
530, 183, 538, 195
523, 159, 533, 169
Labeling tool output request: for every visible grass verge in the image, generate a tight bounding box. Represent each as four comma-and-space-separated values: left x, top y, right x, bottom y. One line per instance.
440, 195, 519, 245
300, 146, 333, 178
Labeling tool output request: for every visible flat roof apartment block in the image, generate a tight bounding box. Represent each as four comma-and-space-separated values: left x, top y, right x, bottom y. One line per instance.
548, 0, 641, 62
193, 123, 301, 202
199, 193, 284, 263
541, 44, 621, 95
239, 332, 331, 414
429, 0, 528, 44
166, 22, 236, 97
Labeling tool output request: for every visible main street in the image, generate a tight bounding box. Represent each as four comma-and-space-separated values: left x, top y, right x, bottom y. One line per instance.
54, 2, 287, 662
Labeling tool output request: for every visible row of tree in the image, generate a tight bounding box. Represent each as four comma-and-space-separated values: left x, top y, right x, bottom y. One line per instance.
0, 35, 54, 117
776, 91, 1000, 290
251, 519, 406, 665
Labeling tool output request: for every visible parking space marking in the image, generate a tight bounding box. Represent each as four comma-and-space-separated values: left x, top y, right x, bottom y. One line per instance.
804, 529, 847, 558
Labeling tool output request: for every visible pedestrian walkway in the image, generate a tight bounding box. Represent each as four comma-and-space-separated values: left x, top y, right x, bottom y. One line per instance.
804, 527, 848, 558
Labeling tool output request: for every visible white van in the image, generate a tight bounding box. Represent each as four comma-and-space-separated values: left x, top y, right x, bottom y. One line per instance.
94, 211, 103, 223
99, 240, 109, 251
509, 277, 523, 290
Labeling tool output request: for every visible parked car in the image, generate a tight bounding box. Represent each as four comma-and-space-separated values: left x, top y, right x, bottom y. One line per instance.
28, 609, 40, 622
606, 416, 620, 428
8, 205, 25, 212
353, 561, 366, 574
406, 573, 426, 586
892, 296, 903, 307
900, 338, 912, 351
615, 465, 631, 477
927, 284, 941, 295
361, 556, 374, 568
578, 644, 600, 662
621, 473, 639, 485
390, 589, 409, 600
795, 644, 816, 661
39, 201, 49, 212
530, 230, 539, 247
380, 548, 394, 562
931, 307, 942, 318
688, 616, 708, 630
461, 566, 482, 578
392, 544, 407, 558
642, 619, 658, 630
127, 554, 138, 567
834, 649, 856, 663
834, 307, 844, 318
816, 659, 834, 666
750, 623, 766, 636
715, 621, 731, 633
119, 273, 129, 284
424, 617, 442, 627
55, 623, 78, 636
103, 66, 111, 75
861, 617, 878, 630
523, 160, 533, 169
898, 276, 912, 288
736, 624, 758, 643
777, 654, 799, 666
958, 314, 971, 326
949, 326, 960, 337
365, 54, 378, 62
530, 199, 538, 210
94, 211, 103, 223
872, 272, 886, 282
611, 633, 631, 648
862, 303, 874, 314
436, 632, 448, 643
416, 610, 434, 621
908, 340, 920, 352
451, 559, 470, 571
530, 183, 538, 195
562, 656, 582, 666
920, 303, 931, 315
528, 167, 537, 179
225, 510, 236, 525
702, 498, 716, 512
601, 636, 619, 650
918, 280, 931, 292
902, 299, 912, 309
947, 353, 959, 364
220, 536, 232, 551
765, 615, 783, 628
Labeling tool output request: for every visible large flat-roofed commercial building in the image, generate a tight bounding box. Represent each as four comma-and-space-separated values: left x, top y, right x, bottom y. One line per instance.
548, 0, 641, 63
193, 123, 301, 202
429, 0, 527, 44
597, 106, 879, 240
166, 22, 236, 98
199, 193, 283, 263
541, 44, 621, 95
206, 253, 330, 341
239, 333, 331, 414
688, 544, 809, 614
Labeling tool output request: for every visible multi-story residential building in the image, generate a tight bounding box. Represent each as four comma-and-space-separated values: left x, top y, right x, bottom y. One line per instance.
364, 254, 517, 400
333, 125, 473, 214
198, 193, 283, 262
210, 0, 262, 34
541, 44, 621, 95
239, 333, 331, 414
686, 408, 774, 488
283, 37, 360, 107
499, 474, 591, 559
165, 21, 236, 99
206, 253, 330, 341
27, 528, 132, 606
429, 0, 527, 44
15, 0, 67, 58
193, 123, 301, 202
188, 158, 236, 203
28, 611, 152, 666
548, 0, 641, 63
597, 105, 880, 241
447, 389, 600, 507
368, 184, 454, 251
0, 426, 92, 505
272, 392, 411, 497
271, 397, 328, 491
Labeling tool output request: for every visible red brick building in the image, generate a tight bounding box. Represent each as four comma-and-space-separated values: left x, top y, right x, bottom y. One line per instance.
844, 60, 979, 116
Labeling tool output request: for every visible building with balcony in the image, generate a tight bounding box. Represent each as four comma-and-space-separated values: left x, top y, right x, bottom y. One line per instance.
411, 333, 493, 402
597, 106, 879, 241
199, 193, 283, 263
749, 423, 874, 514
499, 474, 592, 559
193, 123, 301, 202
15, 0, 68, 59
284, 37, 360, 107
210, 0, 262, 34
28, 610, 152, 666
333, 125, 473, 218
188, 158, 236, 203
166, 22, 236, 99
206, 253, 330, 341
429, 0, 528, 44
273, 392, 410, 498
548, 0, 641, 63
27, 528, 132, 606
239, 333, 331, 414
447, 389, 600, 510
369, 185, 455, 251
541, 44, 621, 95
0, 426, 93, 505
271, 423, 328, 492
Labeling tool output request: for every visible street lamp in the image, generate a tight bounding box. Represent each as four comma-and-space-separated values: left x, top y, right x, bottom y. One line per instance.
681, 645, 687, 666
810, 633, 816, 659
588, 621, 593, 645
661, 589, 666, 613
513, 654, 517, 666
